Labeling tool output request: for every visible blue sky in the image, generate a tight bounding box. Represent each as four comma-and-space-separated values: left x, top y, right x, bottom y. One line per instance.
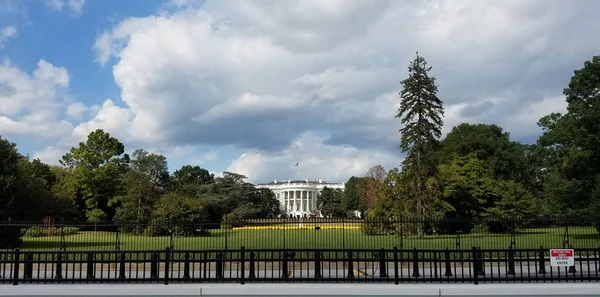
1, 0, 599, 183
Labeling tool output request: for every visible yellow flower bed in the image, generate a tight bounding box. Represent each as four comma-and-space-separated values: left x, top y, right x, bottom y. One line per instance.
232, 225, 361, 231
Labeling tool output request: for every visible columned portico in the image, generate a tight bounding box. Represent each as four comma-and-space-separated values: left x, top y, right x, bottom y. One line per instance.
256, 179, 345, 218
280, 190, 317, 214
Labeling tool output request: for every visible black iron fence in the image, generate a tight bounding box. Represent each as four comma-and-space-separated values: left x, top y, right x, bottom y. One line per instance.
1, 217, 599, 252
1, 246, 599, 285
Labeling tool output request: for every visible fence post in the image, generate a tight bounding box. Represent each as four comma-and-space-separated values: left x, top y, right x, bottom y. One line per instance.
240, 246, 246, 285
183, 252, 191, 280
444, 248, 452, 277
164, 247, 170, 285
538, 246, 546, 275
507, 246, 515, 275
54, 252, 63, 280
86, 253, 95, 279
23, 253, 33, 280
115, 228, 120, 251
472, 246, 479, 285
281, 252, 289, 279
119, 252, 126, 279
249, 252, 256, 279
568, 245, 577, 274
393, 246, 399, 285
12, 248, 20, 286
346, 251, 354, 279
476, 248, 485, 276
150, 252, 159, 279
216, 252, 224, 279
379, 249, 388, 278
411, 248, 420, 277
314, 251, 321, 279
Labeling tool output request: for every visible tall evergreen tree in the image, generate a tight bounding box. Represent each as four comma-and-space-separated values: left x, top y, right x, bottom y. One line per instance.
396, 52, 445, 230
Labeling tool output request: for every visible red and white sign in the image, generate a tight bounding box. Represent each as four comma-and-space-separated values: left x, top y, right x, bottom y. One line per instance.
550, 249, 574, 267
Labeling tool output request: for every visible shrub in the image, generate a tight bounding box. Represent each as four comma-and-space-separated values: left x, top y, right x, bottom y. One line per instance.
149, 193, 210, 236
361, 212, 397, 235
221, 213, 243, 230
24, 226, 46, 237
62, 227, 80, 235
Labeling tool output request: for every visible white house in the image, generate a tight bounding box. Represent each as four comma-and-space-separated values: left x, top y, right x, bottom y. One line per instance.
256, 178, 345, 218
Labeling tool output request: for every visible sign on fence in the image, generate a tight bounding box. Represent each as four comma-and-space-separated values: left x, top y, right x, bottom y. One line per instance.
550, 249, 574, 267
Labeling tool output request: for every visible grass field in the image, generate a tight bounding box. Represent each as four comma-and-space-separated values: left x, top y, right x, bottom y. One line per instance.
18, 225, 599, 252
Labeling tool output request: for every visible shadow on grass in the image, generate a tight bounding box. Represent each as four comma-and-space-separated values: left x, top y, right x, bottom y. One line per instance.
571, 234, 600, 240
21, 241, 116, 250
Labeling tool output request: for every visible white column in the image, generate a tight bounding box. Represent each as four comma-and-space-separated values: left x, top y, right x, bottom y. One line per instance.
303, 191, 307, 212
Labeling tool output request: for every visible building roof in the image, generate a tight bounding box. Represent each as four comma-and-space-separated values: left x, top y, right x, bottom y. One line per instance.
256, 179, 342, 186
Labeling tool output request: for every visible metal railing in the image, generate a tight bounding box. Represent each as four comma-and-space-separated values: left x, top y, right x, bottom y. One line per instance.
1, 246, 599, 285
2, 217, 599, 252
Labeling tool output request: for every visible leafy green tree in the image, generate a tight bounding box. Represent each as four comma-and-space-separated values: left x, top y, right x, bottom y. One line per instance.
113, 150, 170, 228
171, 165, 214, 195
48, 166, 79, 219
343, 176, 366, 212
317, 187, 345, 217
537, 56, 600, 217
394, 53, 445, 236
130, 149, 170, 192
0, 137, 56, 221
440, 123, 527, 180
60, 129, 129, 222
113, 170, 159, 229
148, 192, 209, 236
437, 155, 494, 220
482, 180, 538, 233
0, 136, 22, 220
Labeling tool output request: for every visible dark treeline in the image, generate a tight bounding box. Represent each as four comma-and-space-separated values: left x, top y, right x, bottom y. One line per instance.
0, 129, 281, 236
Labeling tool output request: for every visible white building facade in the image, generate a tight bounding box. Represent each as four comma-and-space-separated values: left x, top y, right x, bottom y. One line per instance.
256, 179, 345, 218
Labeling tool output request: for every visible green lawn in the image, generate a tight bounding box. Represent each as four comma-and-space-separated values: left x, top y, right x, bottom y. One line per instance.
18, 225, 599, 252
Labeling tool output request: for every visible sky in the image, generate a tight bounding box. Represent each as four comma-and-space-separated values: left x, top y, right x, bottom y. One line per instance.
1, 0, 599, 184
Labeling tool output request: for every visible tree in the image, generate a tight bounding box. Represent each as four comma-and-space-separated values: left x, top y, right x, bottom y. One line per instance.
113, 150, 170, 228
113, 170, 159, 229
440, 123, 527, 181
171, 165, 214, 195
342, 176, 366, 212
358, 165, 387, 211
395, 52, 445, 235
148, 192, 209, 236
60, 129, 129, 222
0, 136, 22, 220
437, 155, 493, 220
482, 180, 538, 233
48, 166, 79, 219
130, 149, 169, 192
537, 56, 600, 217
317, 187, 345, 217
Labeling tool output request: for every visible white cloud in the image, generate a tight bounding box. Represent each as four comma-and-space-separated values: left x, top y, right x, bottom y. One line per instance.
227, 132, 400, 183
0, 59, 73, 138
46, 0, 85, 16
0, 26, 17, 46
33, 146, 64, 165
65, 101, 87, 120
72, 99, 134, 141
16, 0, 596, 181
